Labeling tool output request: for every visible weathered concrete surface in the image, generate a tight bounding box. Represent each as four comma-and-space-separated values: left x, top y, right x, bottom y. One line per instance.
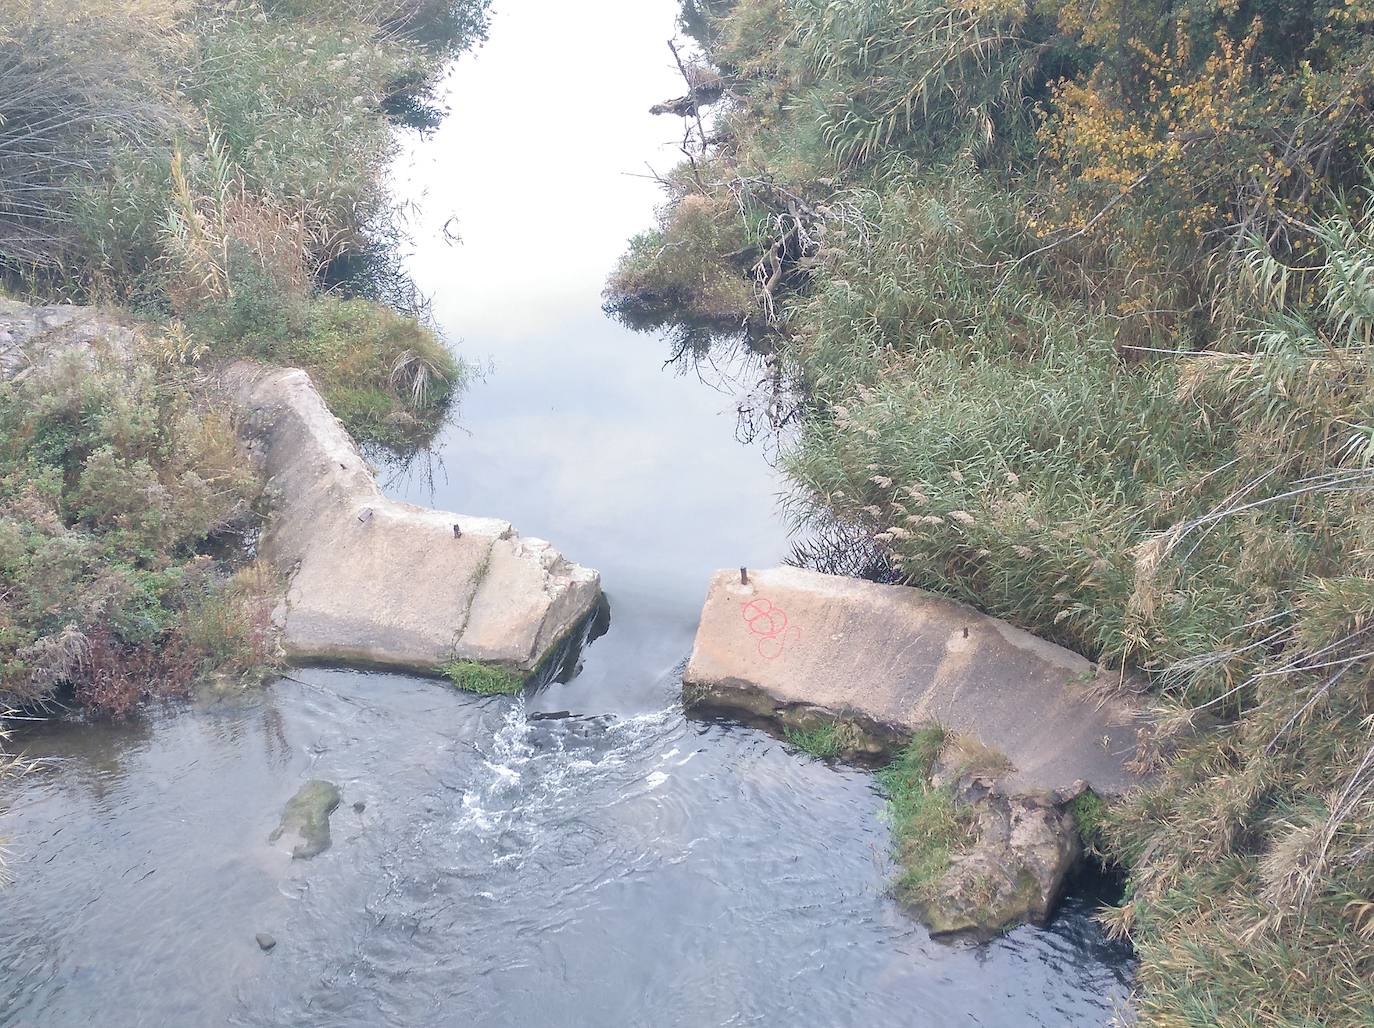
685, 565, 1146, 799
223, 362, 601, 674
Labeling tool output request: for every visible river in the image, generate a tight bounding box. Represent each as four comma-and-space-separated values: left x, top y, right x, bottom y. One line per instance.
0, 3, 1134, 1025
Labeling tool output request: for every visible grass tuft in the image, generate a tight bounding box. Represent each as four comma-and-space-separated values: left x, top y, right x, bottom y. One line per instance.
1069, 790, 1107, 856
783, 718, 860, 759
441, 660, 524, 696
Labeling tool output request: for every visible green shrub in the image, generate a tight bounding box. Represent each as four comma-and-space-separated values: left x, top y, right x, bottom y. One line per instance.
189, 268, 463, 451
177, 560, 282, 682
0, 1, 185, 285
2, 0, 487, 305
188, 14, 419, 265
0, 340, 267, 712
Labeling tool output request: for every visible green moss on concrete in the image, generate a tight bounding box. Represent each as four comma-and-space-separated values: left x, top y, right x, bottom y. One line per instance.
441, 660, 525, 696
877, 727, 974, 907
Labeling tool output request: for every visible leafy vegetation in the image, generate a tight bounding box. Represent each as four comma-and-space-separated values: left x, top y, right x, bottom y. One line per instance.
616, 0, 1374, 1021
441, 660, 526, 696
0, 1, 489, 295
0, 335, 274, 713
189, 275, 462, 451
1069, 789, 1108, 856
0, 0, 483, 448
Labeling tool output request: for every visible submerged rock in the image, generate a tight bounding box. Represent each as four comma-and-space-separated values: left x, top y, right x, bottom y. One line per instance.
255, 932, 277, 952
684, 565, 1150, 934
222, 362, 602, 675
269, 779, 342, 860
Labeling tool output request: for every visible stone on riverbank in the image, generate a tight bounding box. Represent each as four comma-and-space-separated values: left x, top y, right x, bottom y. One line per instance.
684, 565, 1149, 935
0, 299, 137, 378
921, 761, 1082, 937
269, 779, 342, 860
222, 362, 602, 676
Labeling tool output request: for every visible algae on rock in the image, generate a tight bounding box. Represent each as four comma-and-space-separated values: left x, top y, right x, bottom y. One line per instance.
881, 729, 1083, 939
269, 780, 342, 860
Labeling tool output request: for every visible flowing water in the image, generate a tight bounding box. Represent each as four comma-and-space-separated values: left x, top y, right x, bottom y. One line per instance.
0, 4, 1135, 1025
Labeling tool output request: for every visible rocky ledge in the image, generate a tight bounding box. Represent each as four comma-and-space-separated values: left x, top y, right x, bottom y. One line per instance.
223, 362, 601, 676
684, 565, 1149, 937
0, 298, 137, 376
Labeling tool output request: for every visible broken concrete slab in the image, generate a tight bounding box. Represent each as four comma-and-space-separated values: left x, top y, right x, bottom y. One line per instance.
223, 361, 602, 676
0, 300, 603, 680
684, 565, 1146, 799
684, 565, 1150, 936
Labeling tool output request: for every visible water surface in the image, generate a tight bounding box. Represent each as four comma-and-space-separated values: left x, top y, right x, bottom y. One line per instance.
0, 3, 1134, 1025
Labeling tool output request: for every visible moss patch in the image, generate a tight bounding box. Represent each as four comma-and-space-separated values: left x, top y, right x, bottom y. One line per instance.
190, 284, 464, 453
268, 779, 341, 860
441, 660, 525, 696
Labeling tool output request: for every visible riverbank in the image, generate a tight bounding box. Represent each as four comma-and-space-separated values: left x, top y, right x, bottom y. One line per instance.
0, 1, 490, 714
611, 1, 1374, 1022
683, 563, 1150, 937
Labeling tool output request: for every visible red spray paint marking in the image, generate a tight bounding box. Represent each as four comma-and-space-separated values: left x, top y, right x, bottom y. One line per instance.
741, 597, 802, 660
